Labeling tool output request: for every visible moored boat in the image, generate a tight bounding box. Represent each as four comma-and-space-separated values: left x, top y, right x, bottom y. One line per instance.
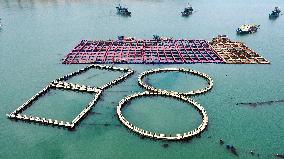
236, 24, 260, 34
181, 3, 193, 16
269, 7, 281, 19
116, 4, 131, 16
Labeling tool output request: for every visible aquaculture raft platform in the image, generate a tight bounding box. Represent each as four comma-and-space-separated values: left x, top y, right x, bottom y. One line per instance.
209, 35, 270, 64
62, 39, 225, 64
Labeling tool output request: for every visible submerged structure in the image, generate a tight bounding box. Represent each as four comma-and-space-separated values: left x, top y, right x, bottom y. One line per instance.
62, 38, 224, 64
209, 35, 270, 64
236, 24, 260, 34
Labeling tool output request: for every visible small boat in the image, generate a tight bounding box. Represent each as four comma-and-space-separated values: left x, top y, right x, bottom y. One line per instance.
153, 35, 173, 41
116, 4, 131, 16
181, 3, 193, 16
118, 35, 135, 41
124, 36, 135, 41
236, 24, 260, 34
153, 35, 161, 40
118, 35, 124, 40
269, 7, 281, 19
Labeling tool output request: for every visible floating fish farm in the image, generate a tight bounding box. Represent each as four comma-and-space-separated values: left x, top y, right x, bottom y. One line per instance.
209, 35, 270, 64
62, 36, 270, 65
7, 65, 213, 141
117, 68, 213, 141
6, 65, 134, 130
62, 39, 225, 64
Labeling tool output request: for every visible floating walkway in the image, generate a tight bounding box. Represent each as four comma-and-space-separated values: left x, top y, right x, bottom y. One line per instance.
138, 68, 214, 96
62, 39, 224, 64
117, 67, 213, 141
7, 65, 213, 141
117, 91, 209, 141
209, 35, 270, 64
7, 64, 134, 130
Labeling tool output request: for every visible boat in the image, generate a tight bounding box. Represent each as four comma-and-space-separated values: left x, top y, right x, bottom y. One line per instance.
181, 3, 193, 16
236, 24, 260, 34
118, 35, 135, 41
269, 7, 281, 19
124, 36, 135, 41
116, 4, 131, 16
153, 35, 161, 40
153, 35, 173, 41
118, 35, 124, 40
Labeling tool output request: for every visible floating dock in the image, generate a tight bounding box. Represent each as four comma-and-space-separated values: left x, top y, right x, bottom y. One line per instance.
62, 39, 225, 64
209, 35, 270, 64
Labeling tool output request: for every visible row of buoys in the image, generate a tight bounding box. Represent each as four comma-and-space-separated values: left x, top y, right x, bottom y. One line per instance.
138, 67, 214, 96
7, 64, 134, 130
8, 113, 73, 128
71, 90, 102, 129
116, 91, 209, 141
98, 66, 134, 90
51, 81, 98, 93
117, 67, 212, 141
55, 64, 133, 88
7, 85, 52, 115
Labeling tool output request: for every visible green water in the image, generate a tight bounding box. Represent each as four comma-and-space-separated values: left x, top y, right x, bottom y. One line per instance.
24, 89, 94, 121
145, 71, 208, 93
0, 0, 284, 159
66, 69, 124, 87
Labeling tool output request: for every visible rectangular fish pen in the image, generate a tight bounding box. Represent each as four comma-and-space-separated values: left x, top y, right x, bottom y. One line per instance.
62, 39, 225, 64
209, 35, 270, 64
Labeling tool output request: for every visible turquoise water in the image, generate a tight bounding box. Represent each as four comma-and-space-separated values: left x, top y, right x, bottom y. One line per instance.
0, 0, 284, 159
145, 71, 208, 93
24, 89, 94, 121
66, 69, 124, 87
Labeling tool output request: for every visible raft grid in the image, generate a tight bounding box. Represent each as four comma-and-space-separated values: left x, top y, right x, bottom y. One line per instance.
210, 35, 270, 64
62, 39, 225, 64
6, 64, 134, 130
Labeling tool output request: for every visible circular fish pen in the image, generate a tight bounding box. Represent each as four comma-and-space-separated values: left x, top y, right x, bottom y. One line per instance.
117, 91, 208, 141
138, 68, 214, 96
117, 67, 213, 141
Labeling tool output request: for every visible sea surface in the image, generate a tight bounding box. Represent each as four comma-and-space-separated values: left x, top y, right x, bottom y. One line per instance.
0, 0, 284, 158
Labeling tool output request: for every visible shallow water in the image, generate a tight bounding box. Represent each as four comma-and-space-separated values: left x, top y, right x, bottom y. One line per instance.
0, 0, 284, 159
